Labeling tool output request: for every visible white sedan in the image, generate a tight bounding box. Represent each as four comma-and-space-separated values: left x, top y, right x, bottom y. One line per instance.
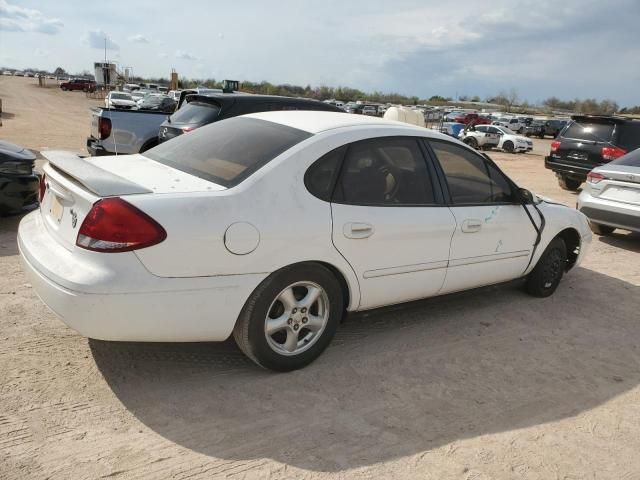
105, 91, 138, 110
475, 124, 533, 153
18, 112, 592, 371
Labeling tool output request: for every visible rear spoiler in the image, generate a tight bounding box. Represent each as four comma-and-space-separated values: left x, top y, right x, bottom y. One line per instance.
41, 151, 152, 197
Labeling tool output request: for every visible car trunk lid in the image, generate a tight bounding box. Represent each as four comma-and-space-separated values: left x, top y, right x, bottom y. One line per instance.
40, 151, 224, 251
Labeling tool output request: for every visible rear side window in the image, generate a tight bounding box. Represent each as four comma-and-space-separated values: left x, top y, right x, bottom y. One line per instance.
616, 123, 640, 151
611, 147, 640, 166
563, 121, 614, 143
430, 141, 514, 204
334, 137, 435, 205
171, 101, 221, 124
144, 117, 312, 187
304, 146, 345, 201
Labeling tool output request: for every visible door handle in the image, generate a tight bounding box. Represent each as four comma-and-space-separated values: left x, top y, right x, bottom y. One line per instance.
461, 219, 482, 233
344, 222, 374, 239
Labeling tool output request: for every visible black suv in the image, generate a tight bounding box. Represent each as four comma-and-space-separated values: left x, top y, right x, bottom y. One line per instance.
545, 115, 640, 190
158, 94, 342, 143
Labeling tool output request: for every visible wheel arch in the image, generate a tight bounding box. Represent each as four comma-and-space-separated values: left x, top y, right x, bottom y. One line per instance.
555, 227, 581, 271
139, 137, 159, 153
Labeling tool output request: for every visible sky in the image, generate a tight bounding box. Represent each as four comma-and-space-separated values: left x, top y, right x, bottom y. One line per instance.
1, 0, 639, 106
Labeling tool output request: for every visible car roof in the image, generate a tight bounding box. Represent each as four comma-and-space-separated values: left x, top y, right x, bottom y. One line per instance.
245, 110, 443, 136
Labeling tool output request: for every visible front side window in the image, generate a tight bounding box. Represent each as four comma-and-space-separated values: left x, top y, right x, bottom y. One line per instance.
144, 117, 312, 187
430, 141, 514, 204
334, 137, 435, 205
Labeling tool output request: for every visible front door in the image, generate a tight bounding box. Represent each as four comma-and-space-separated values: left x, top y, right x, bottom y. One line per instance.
330, 137, 457, 309
427, 139, 537, 294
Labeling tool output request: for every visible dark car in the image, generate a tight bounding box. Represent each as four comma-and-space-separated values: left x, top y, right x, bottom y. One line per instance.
0, 141, 39, 215
545, 115, 640, 190
138, 95, 177, 113
525, 121, 545, 138
60, 78, 96, 92
158, 93, 343, 144
541, 119, 568, 138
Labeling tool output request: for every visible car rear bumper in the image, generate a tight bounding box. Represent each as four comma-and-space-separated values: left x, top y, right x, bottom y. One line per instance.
577, 190, 640, 233
544, 156, 592, 180
86, 137, 110, 156
0, 174, 39, 213
18, 211, 267, 341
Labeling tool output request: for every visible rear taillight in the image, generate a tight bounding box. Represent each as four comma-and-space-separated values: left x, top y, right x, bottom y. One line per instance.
601, 146, 626, 161
550, 140, 561, 152
76, 198, 166, 253
98, 117, 112, 140
586, 171, 605, 184
181, 126, 194, 133
38, 174, 46, 203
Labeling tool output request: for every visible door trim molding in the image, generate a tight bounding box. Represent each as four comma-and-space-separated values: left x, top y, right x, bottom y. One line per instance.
448, 250, 530, 268
363, 260, 448, 279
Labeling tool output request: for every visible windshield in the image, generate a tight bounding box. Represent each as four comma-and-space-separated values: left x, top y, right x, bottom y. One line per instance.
610, 147, 640, 166
111, 93, 131, 100
499, 127, 516, 135
145, 117, 312, 187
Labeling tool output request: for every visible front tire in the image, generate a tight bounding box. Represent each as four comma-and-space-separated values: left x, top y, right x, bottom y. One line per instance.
503, 140, 515, 153
233, 264, 344, 371
589, 222, 615, 236
463, 136, 478, 149
525, 237, 567, 297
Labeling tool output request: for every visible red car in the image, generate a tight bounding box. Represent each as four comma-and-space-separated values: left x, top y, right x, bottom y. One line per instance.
453, 112, 491, 125
60, 78, 96, 92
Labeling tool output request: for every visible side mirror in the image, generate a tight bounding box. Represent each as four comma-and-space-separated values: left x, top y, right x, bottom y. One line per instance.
517, 188, 535, 204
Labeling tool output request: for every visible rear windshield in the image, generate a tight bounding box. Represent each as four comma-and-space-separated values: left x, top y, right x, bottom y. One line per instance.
563, 121, 614, 143
170, 101, 221, 124
611, 147, 640, 166
144, 117, 312, 187
616, 122, 640, 151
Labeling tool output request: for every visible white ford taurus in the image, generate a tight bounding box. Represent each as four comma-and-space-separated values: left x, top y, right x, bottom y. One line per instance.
19, 112, 592, 370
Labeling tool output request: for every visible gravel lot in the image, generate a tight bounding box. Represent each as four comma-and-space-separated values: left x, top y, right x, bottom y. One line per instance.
1, 76, 639, 479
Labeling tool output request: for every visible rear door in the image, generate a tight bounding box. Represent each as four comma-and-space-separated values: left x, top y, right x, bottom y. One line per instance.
330, 136, 456, 309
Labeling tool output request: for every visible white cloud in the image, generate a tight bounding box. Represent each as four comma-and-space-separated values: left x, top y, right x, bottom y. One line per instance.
0, 0, 63, 34
128, 33, 149, 44
158, 52, 168, 59
175, 50, 197, 61
85, 30, 119, 50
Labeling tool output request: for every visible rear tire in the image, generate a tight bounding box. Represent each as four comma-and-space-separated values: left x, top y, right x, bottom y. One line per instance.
525, 237, 567, 298
233, 264, 344, 371
463, 137, 478, 149
589, 222, 615, 236
557, 175, 581, 191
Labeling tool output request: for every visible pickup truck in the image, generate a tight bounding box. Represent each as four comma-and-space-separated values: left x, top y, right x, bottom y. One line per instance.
453, 112, 491, 125
86, 108, 170, 156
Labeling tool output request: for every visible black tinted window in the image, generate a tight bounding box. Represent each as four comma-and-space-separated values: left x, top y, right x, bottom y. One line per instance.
430, 141, 514, 204
564, 121, 614, 143
171, 101, 221, 124
335, 137, 434, 205
611, 147, 640, 166
144, 117, 312, 187
304, 146, 345, 201
616, 123, 640, 151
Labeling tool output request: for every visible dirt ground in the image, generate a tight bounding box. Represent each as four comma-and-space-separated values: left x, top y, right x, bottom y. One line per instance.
1, 75, 639, 480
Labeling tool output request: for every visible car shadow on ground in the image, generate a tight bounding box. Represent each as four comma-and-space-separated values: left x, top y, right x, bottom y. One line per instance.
598, 230, 640, 253
90, 267, 640, 472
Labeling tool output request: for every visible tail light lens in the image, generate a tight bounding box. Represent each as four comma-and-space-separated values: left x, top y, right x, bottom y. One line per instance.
181, 126, 194, 133
98, 117, 112, 140
587, 171, 605, 184
550, 140, 561, 152
76, 198, 166, 253
38, 174, 46, 202
601, 146, 626, 161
